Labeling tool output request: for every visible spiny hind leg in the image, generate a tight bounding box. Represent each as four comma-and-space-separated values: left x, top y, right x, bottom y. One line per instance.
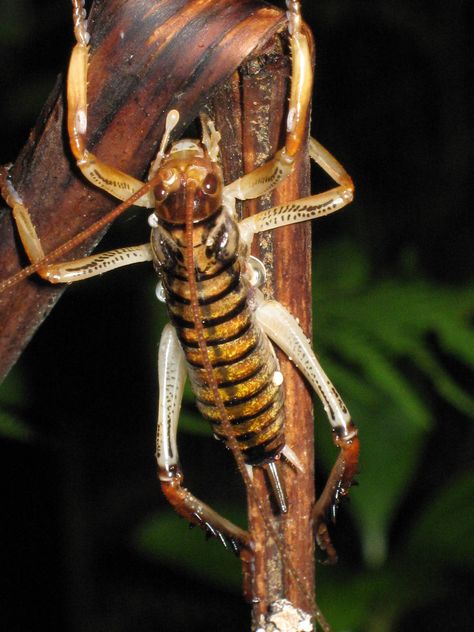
156, 325, 252, 559
256, 299, 359, 563
223, 0, 312, 202
68, 1, 153, 207
312, 432, 359, 563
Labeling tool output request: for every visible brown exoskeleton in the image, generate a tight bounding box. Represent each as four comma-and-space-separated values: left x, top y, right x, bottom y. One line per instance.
0, 1, 359, 629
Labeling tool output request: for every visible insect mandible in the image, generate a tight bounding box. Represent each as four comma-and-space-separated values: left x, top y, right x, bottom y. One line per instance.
0, 0, 359, 627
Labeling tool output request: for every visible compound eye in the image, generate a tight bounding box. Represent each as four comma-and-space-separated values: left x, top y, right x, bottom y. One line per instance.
202, 173, 218, 195
154, 181, 168, 202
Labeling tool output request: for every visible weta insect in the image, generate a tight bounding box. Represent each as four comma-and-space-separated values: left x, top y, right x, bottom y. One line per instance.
1, 0, 359, 628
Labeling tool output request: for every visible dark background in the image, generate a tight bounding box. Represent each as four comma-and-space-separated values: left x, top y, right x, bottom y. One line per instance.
0, 1, 472, 630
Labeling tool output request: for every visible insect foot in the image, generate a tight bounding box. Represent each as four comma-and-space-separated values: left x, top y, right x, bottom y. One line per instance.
312, 427, 360, 564
158, 465, 252, 553
159, 463, 256, 602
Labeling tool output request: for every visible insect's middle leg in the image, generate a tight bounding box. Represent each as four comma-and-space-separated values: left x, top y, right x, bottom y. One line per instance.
238, 137, 354, 246
156, 325, 252, 557
68, 1, 153, 207
0, 165, 153, 284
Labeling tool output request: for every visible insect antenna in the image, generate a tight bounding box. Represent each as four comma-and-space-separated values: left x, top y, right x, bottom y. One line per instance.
183, 183, 331, 631
148, 110, 180, 181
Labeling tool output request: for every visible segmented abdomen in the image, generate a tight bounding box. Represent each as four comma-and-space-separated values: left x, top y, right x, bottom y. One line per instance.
162, 244, 285, 466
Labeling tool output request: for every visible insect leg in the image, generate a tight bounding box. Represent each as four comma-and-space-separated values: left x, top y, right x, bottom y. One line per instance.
256, 300, 359, 563
238, 138, 353, 245
31, 246, 153, 284
308, 136, 354, 190
156, 325, 252, 557
0, 165, 152, 283
67, 1, 153, 207
223, 0, 312, 202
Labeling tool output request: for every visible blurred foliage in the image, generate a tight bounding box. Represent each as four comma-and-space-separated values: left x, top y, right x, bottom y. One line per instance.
0, 1, 473, 631
312, 242, 474, 629
1, 238, 472, 631
314, 240, 474, 566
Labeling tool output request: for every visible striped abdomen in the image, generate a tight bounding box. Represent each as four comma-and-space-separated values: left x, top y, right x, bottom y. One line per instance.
159, 220, 286, 466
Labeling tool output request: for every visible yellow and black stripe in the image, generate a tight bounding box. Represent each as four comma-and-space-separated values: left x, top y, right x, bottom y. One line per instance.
159, 211, 286, 466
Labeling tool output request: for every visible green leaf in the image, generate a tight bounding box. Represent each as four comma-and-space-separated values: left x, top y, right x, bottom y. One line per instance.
312, 242, 473, 569
0, 367, 33, 441
134, 509, 244, 590
318, 565, 431, 632
437, 317, 474, 366
314, 239, 370, 294
317, 395, 426, 567
318, 562, 447, 631
402, 468, 474, 567
0, 366, 27, 407
0, 408, 34, 441
317, 567, 383, 632
413, 347, 474, 416
332, 329, 431, 429
179, 406, 214, 437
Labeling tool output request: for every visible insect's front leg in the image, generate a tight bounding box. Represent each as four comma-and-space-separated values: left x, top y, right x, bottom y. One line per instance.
68, 1, 153, 207
156, 325, 253, 562
223, 0, 354, 226
223, 0, 312, 203
256, 300, 359, 564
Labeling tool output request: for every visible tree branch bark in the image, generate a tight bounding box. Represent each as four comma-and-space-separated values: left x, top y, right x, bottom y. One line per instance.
0, 1, 316, 627
207, 21, 316, 628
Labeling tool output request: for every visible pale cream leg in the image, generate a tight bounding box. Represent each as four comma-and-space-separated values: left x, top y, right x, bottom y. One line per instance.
156, 325, 251, 554
1, 168, 152, 284
67, 1, 154, 207
257, 298, 360, 564
256, 300, 354, 438
35, 244, 153, 283
308, 136, 354, 189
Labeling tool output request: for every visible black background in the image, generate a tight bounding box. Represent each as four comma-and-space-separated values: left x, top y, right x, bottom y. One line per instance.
1, 1, 472, 630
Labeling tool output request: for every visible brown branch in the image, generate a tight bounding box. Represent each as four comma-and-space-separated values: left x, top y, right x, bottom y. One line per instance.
0, 0, 317, 627
207, 23, 316, 628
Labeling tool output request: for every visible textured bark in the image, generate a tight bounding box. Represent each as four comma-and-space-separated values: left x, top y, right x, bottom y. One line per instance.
207, 23, 316, 627
0, 0, 315, 627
